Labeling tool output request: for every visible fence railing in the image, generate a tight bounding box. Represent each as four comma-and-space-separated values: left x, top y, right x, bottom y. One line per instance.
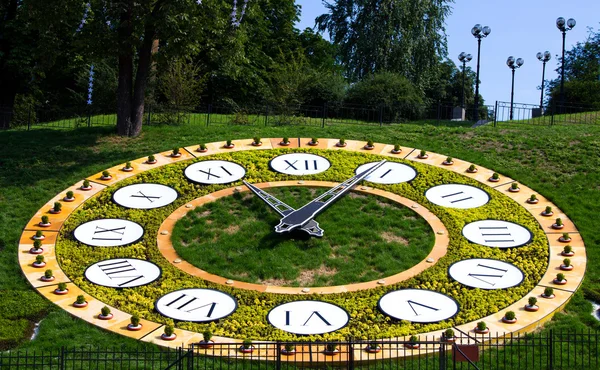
1, 330, 599, 369
494, 101, 600, 125
1, 102, 495, 130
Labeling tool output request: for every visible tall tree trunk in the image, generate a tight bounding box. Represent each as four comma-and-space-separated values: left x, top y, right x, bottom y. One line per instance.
116, 3, 134, 136
129, 26, 156, 137
0, 0, 21, 127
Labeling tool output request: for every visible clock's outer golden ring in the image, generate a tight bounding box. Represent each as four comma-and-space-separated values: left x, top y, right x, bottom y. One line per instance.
157, 181, 449, 294
18, 138, 586, 361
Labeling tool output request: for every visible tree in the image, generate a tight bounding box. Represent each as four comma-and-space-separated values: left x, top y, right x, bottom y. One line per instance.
316, 0, 452, 92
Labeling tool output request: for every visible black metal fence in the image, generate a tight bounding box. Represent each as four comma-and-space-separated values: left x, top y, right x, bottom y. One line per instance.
494, 101, 600, 125
1, 330, 599, 369
0, 102, 494, 130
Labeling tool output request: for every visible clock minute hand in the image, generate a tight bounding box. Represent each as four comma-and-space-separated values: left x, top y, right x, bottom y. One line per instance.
274, 160, 387, 236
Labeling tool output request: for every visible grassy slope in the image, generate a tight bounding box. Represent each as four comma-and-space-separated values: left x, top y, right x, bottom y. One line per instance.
1, 122, 599, 350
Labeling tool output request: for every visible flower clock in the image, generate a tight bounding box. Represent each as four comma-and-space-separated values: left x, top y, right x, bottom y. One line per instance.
19, 138, 586, 362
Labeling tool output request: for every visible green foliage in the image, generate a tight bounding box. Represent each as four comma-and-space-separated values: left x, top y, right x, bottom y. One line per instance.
35, 231, 43, 238
325, 343, 337, 352
199, 144, 207, 150
444, 328, 454, 338
366, 140, 374, 147
562, 233, 570, 240
101, 306, 111, 316
53, 202, 61, 212
544, 287, 554, 297
203, 330, 212, 342
511, 183, 519, 190
545, 206, 553, 214
130, 315, 140, 327
101, 170, 110, 178
33, 240, 42, 250
409, 335, 418, 343
83, 179, 91, 188
345, 72, 424, 120
57, 283, 67, 292
164, 324, 174, 337
477, 321, 487, 330
504, 311, 516, 320
285, 343, 295, 351
564, 245, 573, 254
446, 157, 453, 163
492, 173, 499, 180
282, 137, 289, 144
311, 137, 318, 144
556, 218, 563, 226
563, 258, 571, 267
41, 215, 49, 224
156, 59, 205, 125
394, 144, 400, 151
226, 139, 233, 147
339, 138, 346, 145
0, 291, 49, 322
528, 297, 537, 306
530, 194, 537, 201
148, 155, 156, 162
420, 150, 427, 157
66, 191, 74, 199
468, 164, 476, 172
253, 137, 261, 144
35, 255, 44, 264
125, 162, 132, 169
0, 319, 30, 350
172, 148, 180, 156
242, 339, 253, 349
557, 273, 566, 282
8, 95, 37, 128
44, 269, 53, 278
75, 295, 86, 305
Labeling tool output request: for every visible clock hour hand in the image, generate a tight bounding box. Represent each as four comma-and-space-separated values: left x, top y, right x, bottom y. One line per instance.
243, 181, 296, 216
275, 160, 387, 236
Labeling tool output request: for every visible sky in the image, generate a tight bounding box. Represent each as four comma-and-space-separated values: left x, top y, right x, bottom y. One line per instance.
296, 0, 600, 107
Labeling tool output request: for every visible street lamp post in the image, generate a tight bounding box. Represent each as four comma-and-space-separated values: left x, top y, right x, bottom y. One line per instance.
471, 24, 491, 122
458, 52, 473, 109
556, 17, 576, 107
507, 56, 524, 121
536, 51, 552, 109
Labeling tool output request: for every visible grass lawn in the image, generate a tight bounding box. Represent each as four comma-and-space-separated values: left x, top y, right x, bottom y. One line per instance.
172, 187, 435, 287
1, 120, 600, 356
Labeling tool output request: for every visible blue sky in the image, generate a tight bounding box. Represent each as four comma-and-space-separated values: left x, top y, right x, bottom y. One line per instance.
296, 0, 600, 106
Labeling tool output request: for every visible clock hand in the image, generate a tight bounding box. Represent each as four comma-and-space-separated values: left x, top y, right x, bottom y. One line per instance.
244, 181, 325, 236
274, 160, 387, 236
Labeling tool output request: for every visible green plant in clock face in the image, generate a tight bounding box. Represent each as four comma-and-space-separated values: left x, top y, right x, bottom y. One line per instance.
311, 137, 318, 144
557, 273, 566, 281
226, 139, 233, 146
446, 157, 453, 163
130, 315, 140, 327
199, 144, 207, 150
66, 191, 74, 199
83, 179, 91, 188
76, 295, 86, 304
44, 269, 53, 278
164, 324, 174, 337
444, 328, 454, 338
394, 144, 401, 151
529, 194, 537, 201
242, 339, 253, 349
511, 183, 519, 190
148, 155, 156, 162
563, 258, 571, 267
477, 321, 487, 331
368, 342, 379, 349
367, 140, 374, 147
545, 206, 552, 214
285, 343, 296, 351
409, 335, 419, 344
41, 215, 49, 224
504, 311, 516, 320
325, 343, 337, 352
58, 282, 67, 291
202, 330, 212, 342
544, 287, 554, 296
253, 137, 261, 144
420, 150, 426, 157
528, 297, 537, 306
35, 255, 44, 264
282, 137, 290, 144
492, 172, 499, 180
53, 202, 62, 212
562, 232, 570, 240
339, 137, 346, 145
564, 245, 573, 253
126, 162, 132, 169
556, 218, 563, 226
35, 230, 43, 238
33, 240, 42, 250
101, 306, 111, 316
172, 148, 180, 155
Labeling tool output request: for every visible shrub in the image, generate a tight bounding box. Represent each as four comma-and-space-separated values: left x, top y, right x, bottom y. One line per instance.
125, 162, 132, 169
511, 183, 519, 190
555, 218, 563, 226
35, 230, 43, 238
564, 245, 573, 253
367, 140, 374, 147
544, 287, 554, 296
368, 342, 379, 349
242, 339, 253, 349
101, 306, 111, 316
75, 295, 86, 304
66, 191, 74, 199
394, 144, 401, 151
148, 155, 156, 162
83, 179, 90, 188
409, 335, 419, 344
446, 157, 453, 163
563, 258, 571, 267
325, 343, 337, 352
468, 164, 476, 171
285, 343, 296, 352
562, 232, 570, 240
44, 269, 53, 279
311, 137, 318, 144
164, 324, 174, 337
504, 311, 516, 320
528, 297, 537, 306
41, 215, 49, 224
102, 170, 110, 178
53, 202, 62, 212
529, 194, 537, 201
420, 150, 426, 157
130, 314, 140, 327
35, 255, 44, 264
477, 321, 487, 330
253, 137, 261, 144
492, 172, 499, 180
444, 328, 455, 338
282, 137, 289, 144
556, 273, 565, 281
199, 144, 207, 150
58, 282, 67, 291
226, 139, 233, 147
203, 330, 212, 342
172, 148, 180, 155
339, 138, 346, 145
33, 240, 42, 250
545, 206, 552, 214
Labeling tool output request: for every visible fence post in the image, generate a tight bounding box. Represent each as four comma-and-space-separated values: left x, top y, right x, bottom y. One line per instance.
59, 346, 66, 370
27, 106, 31, 131
494, 101, 498, 127
206, 104, 211, 127
550, 102, 555, 126
348, 341, 355, 370
264, 105, 269, 126
276, 341, 282, 370
438, 342, 447, 370
322, 103, 327, 128
548, 329, 554, 370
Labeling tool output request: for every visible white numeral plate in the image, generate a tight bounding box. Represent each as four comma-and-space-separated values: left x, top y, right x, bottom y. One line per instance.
425, 184, 490, 209
85, 258, 161, 288
184, 160, 246, 185
448, 259, 524, 289
113, 184, 178, 209
270, 153, 331, 176
355, 162, 417, 184
155, 289, 238, 322
462, 220, 532, 248
267, 300, 350, 335
378, 289, 459, 323
73, 219, 144, 247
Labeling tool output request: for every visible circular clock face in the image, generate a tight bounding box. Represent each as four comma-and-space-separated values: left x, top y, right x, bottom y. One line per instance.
29, 138, 579, 353
267, 300, 350, 335
73, 219, 144, 247
462, 220, 533, 248
184, 160, 246, 185
270, 153, 331, 176
378, 289, 459, 323
154, 288, 238, 322
355, 161, 417, 184
84, 258, 162, 288
113, 184, 178, 209
448, 258, 524, 290
425, 184, 490, 209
